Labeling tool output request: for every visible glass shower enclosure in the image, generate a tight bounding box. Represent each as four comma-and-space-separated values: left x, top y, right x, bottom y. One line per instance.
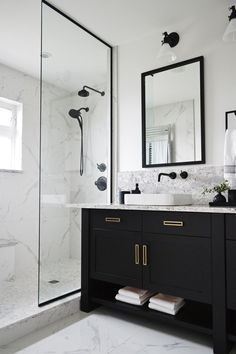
39, 1, 112, 305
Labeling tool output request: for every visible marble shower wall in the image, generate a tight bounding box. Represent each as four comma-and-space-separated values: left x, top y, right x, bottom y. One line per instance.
0, 63, 40, 277
40, 84, 73, 264
40, 82, 110, 263
118, 165, 225, 204
68, 86, 110, 260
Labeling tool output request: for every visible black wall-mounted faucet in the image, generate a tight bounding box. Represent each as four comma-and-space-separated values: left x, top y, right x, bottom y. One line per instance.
180, 171, 188, 179
158, 172, 177, 182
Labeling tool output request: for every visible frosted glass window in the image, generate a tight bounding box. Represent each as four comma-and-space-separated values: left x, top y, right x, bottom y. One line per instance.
0, 97, 23, 171
0, 108, 12, 127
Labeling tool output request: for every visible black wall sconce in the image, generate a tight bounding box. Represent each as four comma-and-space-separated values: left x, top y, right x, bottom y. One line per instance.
157, 31, 180, 64
223, 5, 236, 42
162, 32, 179, 47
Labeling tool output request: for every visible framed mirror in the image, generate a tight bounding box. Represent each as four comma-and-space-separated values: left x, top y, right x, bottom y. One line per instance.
141, 56, 205, 168
226, 110, 236, 130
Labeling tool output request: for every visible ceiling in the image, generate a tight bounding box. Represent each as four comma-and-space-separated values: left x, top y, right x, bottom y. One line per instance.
50, 0, 227, 46
0, 0, 231, 87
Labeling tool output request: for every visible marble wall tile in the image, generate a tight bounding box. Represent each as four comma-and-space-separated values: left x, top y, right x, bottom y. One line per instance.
0, 63, 40, 277
118, 165, 224, 205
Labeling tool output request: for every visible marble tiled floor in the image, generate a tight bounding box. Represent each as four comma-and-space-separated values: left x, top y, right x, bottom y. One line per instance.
1, 307, 236, 354
0, 258, 80, 329
39, 258, 81, 304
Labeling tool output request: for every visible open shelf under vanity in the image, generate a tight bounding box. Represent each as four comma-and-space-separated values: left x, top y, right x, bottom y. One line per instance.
88, 282, 213, 336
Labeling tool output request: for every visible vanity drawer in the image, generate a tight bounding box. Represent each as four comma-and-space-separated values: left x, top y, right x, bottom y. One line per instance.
226, 214, 236, 240
91, 209, 142, 231
143, 211, 211, 237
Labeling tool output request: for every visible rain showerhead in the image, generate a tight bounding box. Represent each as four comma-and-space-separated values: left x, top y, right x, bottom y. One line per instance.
78, 88, 89, 97
78, 85, 105, 97
68, 107, 89, 119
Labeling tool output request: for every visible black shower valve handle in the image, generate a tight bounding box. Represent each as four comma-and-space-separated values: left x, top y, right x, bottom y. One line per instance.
180, 171, 188, 179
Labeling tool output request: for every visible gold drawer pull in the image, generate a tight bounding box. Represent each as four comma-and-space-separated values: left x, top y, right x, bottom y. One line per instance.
163, 220, 184, 227
134, 244, 140, 265
143, 245, 148, 266
105, 217, 121, 223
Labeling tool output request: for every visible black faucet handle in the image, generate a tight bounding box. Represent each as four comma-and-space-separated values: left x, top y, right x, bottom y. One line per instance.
180, 171, 188, 179
169, 172, 177, 179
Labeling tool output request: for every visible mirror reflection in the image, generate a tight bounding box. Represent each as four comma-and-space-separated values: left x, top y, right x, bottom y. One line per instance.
142, 57, 205, 167
39, 2, 112, 304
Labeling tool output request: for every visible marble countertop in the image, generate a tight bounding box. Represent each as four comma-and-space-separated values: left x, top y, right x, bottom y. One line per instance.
65, 203, 236, 214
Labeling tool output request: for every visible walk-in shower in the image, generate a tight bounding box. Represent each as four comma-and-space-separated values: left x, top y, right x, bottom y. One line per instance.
38, 1, 112, 306
68, 107, 89, 176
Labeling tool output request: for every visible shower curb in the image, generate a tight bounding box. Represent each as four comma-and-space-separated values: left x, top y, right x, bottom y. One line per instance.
0, 294, 80, 346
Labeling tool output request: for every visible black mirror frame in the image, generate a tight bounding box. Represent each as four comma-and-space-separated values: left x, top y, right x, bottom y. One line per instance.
141, 56, 205, 168
225, 110, 236, 130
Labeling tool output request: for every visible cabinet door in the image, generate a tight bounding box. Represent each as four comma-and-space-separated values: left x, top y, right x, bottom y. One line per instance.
227, 240, 236, 310
143, 233, 212, 303
90, 229, 142, 287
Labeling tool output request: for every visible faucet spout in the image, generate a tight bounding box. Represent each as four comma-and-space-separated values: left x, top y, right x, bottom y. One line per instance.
158, 172, 177, 182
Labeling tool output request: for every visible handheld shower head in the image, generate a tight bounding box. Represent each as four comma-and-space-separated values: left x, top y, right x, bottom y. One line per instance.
78, 85, 105, 97
68, 106, 89, 177
68, 109, 79, 119
68, 107, 89, 119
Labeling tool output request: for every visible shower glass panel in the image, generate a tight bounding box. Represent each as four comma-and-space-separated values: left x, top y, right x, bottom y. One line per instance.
39, 1, 112, 305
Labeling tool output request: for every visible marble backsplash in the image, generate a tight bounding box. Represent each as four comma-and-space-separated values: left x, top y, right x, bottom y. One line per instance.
117, 165, 225, 205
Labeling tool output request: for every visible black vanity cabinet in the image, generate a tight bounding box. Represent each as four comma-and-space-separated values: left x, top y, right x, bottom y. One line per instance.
226, 215, 236, 310
90, 210, 142, 287
89, 210, 211, 303
226, 214, 236, 343
81, 208, 229, 354
142, 212, 211, 303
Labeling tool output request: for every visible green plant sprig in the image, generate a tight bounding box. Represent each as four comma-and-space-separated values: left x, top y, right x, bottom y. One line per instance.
202, 180, 230, 195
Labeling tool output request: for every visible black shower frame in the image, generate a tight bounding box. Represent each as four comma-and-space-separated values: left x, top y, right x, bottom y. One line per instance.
38, 0, 113, 307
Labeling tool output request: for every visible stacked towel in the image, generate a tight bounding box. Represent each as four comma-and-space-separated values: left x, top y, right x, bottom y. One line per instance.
224, 129, 236, 188
115, 287, 155, 306
148, 293, 185, 315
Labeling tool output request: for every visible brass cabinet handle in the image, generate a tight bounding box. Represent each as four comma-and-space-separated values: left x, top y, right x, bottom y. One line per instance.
143, 245, 148, 266
163, 220, 184, 227
105, 217, 121, 223
134, 244, 140, 265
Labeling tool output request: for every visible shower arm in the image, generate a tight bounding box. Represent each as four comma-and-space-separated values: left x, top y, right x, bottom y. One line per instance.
83, 85, 104, 95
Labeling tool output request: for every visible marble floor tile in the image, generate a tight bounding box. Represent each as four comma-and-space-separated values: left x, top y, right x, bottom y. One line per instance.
0, 258, 80, 329
2, 307, 235, 354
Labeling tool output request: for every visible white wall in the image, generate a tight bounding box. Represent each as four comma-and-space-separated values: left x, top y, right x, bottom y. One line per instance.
118, 2, 236, 171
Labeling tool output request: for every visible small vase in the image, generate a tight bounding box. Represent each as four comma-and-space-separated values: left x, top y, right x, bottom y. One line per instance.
213, 192, 226, 203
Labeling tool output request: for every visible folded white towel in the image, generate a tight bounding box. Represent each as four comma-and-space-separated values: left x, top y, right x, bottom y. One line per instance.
115, 294, 150, 306
118, 286, 152, 300
149, 293, 184, 311
224, 129, 236, 188
148, 301, 185, 315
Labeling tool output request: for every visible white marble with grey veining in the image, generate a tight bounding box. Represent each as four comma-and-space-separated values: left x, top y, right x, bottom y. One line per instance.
69, 202, 236, 214
0, 259, 81, 346
117, 165, 225, 205
2, 307, 236, 354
